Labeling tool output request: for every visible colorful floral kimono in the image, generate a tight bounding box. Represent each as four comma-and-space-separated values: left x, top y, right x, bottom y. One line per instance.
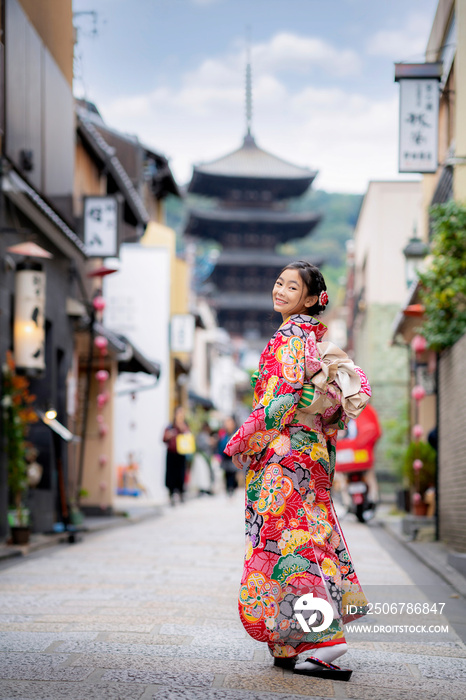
224, 314, 371, 659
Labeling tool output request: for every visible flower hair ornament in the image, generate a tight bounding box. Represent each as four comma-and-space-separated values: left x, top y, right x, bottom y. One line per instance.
319, 290, 329, 307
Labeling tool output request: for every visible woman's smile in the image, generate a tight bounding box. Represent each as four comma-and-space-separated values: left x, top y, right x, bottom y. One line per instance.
272, 269, 315, 319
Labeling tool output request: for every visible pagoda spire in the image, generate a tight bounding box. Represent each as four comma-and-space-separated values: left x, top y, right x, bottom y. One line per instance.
245, 28, 254, 144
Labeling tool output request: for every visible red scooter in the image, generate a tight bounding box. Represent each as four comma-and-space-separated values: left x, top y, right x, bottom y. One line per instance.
335, 404, 382, 523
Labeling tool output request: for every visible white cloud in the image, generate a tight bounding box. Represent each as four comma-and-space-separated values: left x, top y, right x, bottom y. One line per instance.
367, 13, 431, 61
95, 31, 403, 193
253, 32, 362, 77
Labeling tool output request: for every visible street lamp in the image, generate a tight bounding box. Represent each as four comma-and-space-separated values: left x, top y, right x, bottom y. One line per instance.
402, 226, 429, 288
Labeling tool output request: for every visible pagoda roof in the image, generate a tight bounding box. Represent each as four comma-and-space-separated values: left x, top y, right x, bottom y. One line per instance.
212, 292, 273, 311
186, 207, 321, 241
188, 135, 317, 199
214, 251, 323, 268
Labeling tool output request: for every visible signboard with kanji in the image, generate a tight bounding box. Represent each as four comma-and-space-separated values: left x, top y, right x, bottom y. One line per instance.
395, 64, 442, 175
83, 196, 119, 257
398, 78, 439, 173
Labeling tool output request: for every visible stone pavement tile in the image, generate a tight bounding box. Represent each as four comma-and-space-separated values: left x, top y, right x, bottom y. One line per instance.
375, 641, 466, 658
0, 652, 92, 681
150, 689, 334, 700
0, 680, 146, 699
100, 668, 214, 686
345, 677, 466, 700
158, 623, 245, 638
223, 669, 334, 696
0, 631, 98, 652
0, 623, 70, 632
416, 656, 466, 680
56, 639, 257, 660
67, 652, 269, 675
105, 633, 191, 645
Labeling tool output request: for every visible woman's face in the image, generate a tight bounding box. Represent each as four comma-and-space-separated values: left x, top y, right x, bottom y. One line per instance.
272, 268, 317, 320
174, 407, 185, 426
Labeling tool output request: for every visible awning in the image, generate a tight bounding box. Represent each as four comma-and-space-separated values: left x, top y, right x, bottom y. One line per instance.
188, 390, 215, 410
2, 169, 87, 260
93, 323, 161, 378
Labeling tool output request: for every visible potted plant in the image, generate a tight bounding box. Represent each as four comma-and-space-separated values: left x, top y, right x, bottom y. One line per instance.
1, 351, 38, 544
402, 440, 436, 516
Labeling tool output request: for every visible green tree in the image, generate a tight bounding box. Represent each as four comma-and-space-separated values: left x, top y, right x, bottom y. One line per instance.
418, 201, 466, 351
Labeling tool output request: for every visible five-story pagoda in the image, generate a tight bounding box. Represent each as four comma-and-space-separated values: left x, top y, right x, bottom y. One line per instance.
185, 63, 322, 341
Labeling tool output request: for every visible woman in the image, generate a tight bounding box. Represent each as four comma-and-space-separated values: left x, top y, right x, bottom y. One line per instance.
191, 422, 215, 496
218, 417, 239, 496
163, 406, 190, 505
224, 261, 371, 681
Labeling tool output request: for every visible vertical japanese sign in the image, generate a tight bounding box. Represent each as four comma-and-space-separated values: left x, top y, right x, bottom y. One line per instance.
84, 196, 120, 257
398, 79, 439, 173
395, 63, 442, 174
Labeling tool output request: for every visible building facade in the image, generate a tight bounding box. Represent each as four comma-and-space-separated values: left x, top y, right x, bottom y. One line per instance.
349, 180, 424, 484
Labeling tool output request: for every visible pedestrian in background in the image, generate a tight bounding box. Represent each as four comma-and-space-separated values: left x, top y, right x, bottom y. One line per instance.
218, 416, 238, 496
163, 406, 193, 506
191, 421, 215, 496
224, 261, 372, 680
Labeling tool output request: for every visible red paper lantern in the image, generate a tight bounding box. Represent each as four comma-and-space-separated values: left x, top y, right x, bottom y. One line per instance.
412, 424, 423, 440
98, 454, 108, 467
411, 385, 426, 402
411, 334, 427, 354
413, 491, 422, 503
93, 296, 106, 312
97, 392, 109, 409
94, 335, 108, 351
413, 459, 423, 471
95, 369, 109, 383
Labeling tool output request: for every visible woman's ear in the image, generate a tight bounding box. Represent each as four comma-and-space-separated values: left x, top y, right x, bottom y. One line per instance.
305, 295, 318, 308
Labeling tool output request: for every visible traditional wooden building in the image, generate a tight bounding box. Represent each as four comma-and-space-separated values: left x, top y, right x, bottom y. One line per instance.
185, 131, 321, 340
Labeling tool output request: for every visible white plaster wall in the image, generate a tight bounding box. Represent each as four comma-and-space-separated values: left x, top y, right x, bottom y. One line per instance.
354, 181, 423, 306
104, 244, 170, 503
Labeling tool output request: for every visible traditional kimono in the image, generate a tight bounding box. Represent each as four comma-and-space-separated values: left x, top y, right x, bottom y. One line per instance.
224, 314, 371, 659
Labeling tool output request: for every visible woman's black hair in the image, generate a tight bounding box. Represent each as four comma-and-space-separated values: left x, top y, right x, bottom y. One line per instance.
279, 261, 328, 316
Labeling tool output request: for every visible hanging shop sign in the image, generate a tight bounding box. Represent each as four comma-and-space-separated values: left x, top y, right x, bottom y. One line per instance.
83, 196, 120, 257
14, 264, 46, 372
171, 314, 195, 353
395, 63, 442, 174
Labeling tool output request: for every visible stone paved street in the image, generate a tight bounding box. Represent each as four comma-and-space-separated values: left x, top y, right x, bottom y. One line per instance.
0, 492, 465, 700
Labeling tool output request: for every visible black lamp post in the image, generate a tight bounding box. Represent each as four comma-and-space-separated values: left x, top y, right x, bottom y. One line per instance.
402, 226, 429, 288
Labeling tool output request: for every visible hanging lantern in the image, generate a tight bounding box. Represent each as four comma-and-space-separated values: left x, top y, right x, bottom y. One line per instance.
97, 392, 109, 409
14, 264, 46, 372
92, 295, 106, 313
98, 423, 109, 438
95, 369, 109, 383
94, 335, 108, 352
412, 491, 422, 503
411, 334, 427, 354
98, 454, 108, 467
411, 385, 426, 402
413, 459, 423, 471
412, 424, 423, 440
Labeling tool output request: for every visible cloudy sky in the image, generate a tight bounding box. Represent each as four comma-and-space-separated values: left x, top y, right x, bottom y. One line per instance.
72, 0, 439, 193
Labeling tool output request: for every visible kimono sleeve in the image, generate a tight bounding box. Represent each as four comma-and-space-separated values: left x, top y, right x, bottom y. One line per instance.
224, 324, 306, 457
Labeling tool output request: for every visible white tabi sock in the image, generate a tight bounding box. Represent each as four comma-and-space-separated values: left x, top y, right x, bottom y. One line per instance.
294, 642, 348, 671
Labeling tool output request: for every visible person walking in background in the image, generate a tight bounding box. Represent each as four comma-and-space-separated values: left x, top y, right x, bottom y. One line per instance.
218, 416, 238, 496
163, 406, 192, 506
191, 421, 215, 496
224, 261, 372, 680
